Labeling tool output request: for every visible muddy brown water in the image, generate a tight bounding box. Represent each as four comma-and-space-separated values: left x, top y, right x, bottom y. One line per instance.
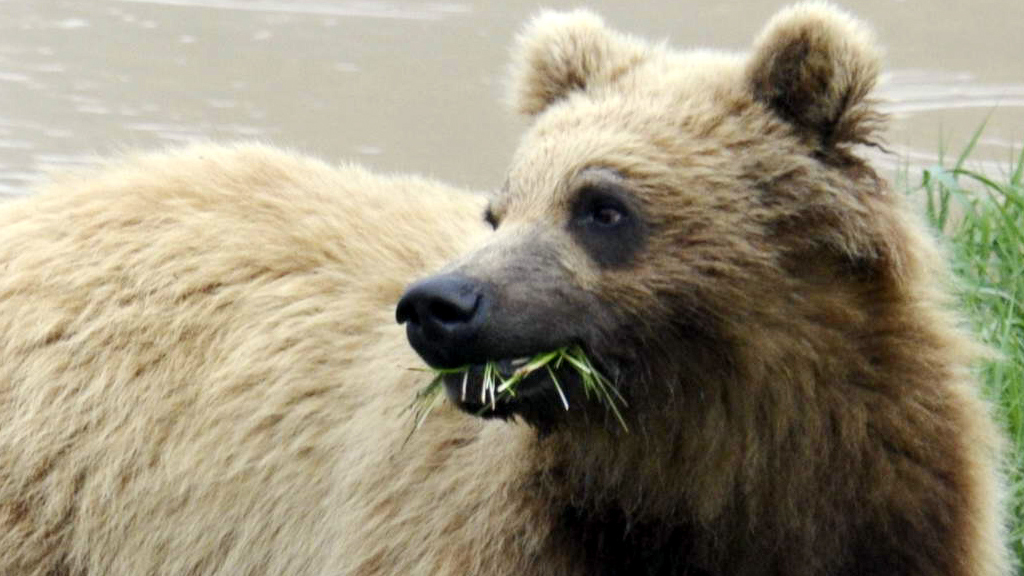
1, 0, 1022, 197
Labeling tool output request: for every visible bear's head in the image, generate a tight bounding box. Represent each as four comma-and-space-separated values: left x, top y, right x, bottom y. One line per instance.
398, 3, 906, 437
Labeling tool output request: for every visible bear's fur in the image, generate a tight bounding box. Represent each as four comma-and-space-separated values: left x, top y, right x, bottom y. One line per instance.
0, 3, 1009, 576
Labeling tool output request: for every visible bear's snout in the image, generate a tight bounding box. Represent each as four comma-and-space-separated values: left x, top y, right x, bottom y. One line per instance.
396, 274, 488, 368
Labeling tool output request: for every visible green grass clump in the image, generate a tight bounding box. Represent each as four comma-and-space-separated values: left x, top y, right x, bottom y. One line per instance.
905, 128, 1024, 572
408, 345, 628, 434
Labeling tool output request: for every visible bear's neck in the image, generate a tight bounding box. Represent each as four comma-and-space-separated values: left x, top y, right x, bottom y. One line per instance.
553, 502, 711, 576
530, 426, 720, 575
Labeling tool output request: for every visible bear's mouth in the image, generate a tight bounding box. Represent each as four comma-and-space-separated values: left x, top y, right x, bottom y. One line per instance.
442, 355, 563, 417
437, 347, 628, 431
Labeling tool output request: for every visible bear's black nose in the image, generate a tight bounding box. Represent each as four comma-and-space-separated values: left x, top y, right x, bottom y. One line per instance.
396, 274, 487, 368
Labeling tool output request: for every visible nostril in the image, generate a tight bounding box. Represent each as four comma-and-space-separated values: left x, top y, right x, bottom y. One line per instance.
428, 301, 460, 323
427, 297, 476, 325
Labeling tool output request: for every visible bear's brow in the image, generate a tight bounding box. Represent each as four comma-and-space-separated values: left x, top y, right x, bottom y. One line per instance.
576, 166, 624, 183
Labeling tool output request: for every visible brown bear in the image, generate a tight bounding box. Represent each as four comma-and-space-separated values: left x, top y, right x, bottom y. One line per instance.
0, 4, 1008, 576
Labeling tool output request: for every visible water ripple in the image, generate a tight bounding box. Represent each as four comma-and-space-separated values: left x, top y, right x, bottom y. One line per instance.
108, 0, 472, 21
880, 70, 1024, 114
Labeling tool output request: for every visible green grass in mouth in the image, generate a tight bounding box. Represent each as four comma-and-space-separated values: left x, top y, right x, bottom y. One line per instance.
407, 345, 628, 436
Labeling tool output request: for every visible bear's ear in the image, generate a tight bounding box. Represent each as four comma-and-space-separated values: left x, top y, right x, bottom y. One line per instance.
746, 2, 885, 148
508, 9, 649, 117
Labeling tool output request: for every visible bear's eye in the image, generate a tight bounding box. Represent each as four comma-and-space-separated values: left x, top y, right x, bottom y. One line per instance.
589, 204, 626, 227
483, 207, 499, 230
575, 192, 630, 230
569, 184, 645, 268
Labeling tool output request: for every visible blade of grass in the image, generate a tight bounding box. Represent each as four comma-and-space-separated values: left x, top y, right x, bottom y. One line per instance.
547, 366, 570, 411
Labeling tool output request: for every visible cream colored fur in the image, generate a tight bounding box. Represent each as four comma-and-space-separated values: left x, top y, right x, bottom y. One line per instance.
0, 143, 561, 575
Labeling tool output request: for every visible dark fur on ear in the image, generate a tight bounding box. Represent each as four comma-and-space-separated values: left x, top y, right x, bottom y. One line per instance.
508, 9, 649, 117
746, 2, 886, 148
